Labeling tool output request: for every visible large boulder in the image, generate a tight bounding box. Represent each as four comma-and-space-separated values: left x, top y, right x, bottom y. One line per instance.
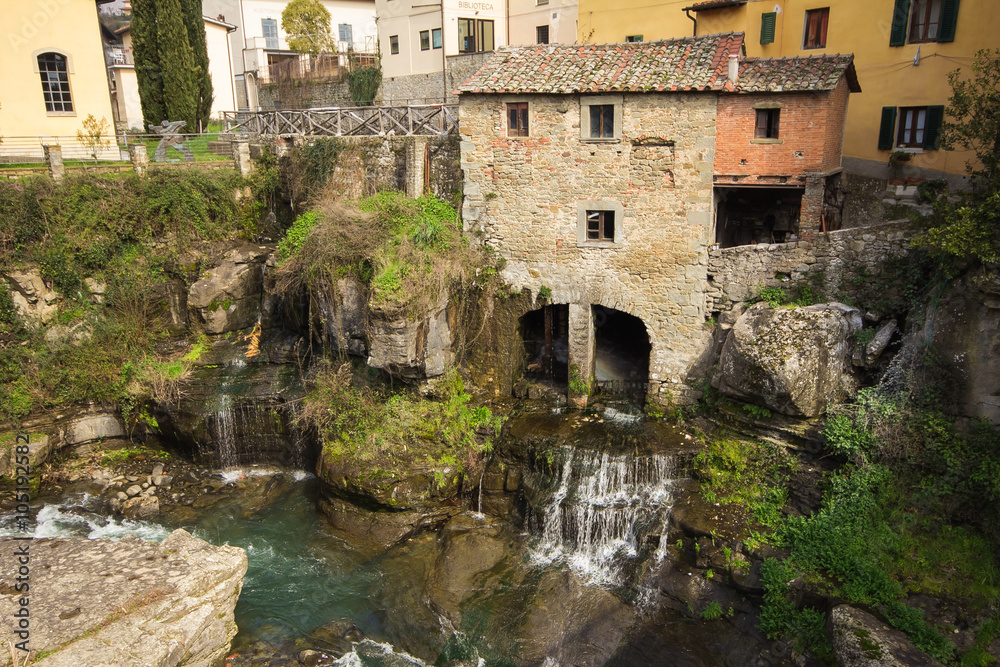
367, 292, 454, 379
716, 302, 860, 417
187, 243, 271, 335
921, 270, 1000, 424
0, 529, 246, 667
316, 277, 368, 357
829, 605, 940, 666
3, 269, 59, 326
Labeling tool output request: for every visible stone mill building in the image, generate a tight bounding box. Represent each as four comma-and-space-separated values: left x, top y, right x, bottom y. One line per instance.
457, 32, 859, 406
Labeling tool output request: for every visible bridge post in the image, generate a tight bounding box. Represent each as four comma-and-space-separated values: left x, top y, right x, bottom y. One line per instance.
405, 137, 429, 198
233, 140, 253, 178
44, 145, 65, 182
567, 303, 595, 409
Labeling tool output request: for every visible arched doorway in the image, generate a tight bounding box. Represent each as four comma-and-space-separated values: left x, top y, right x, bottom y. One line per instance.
593, 305, 651, 398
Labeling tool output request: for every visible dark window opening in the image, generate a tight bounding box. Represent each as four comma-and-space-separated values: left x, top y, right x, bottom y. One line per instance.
803, 8, 829, 48
586, 210, 615, 242
909, 0, 942, 42
420, 30, 430, 50
589, 104, 614, 139
38, 52, 73, 113
459, 18, 494, 53
593, 306, 650, 402
896, 106, 927, 148
536, 25, 549, 44
521, 305, 569, 384
755, 108, 780, 139
715, 187, 803, 248
432, 28, 442, 48
626, 34, 643, 42
389, 35, 399, 54
508, 102, 529, 137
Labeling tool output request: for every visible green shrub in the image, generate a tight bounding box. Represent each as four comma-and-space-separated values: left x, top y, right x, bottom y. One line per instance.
701, 602, 724, 620
755, 285, 787, 308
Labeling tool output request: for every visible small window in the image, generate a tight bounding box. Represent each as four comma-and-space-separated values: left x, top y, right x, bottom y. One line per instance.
586, 210, 615, 242
389, 35, 399, 54
590, 105, 614, 139
803, 8, 829, 48
625, 35, 643, 42
420, 30, 430, 50
755, 108, 780, 139
537, 0, 549, 4
339, 24, 353, 44
536, 25, 549, 44
459, 18, 494, 53
908, 0, 942, 43
432, 28, 442, 48
760, 12, 776, 44
38, 52, 73, 113
508, 102, 529, 137
896, 106, 927, 148
261, 18, 279, 49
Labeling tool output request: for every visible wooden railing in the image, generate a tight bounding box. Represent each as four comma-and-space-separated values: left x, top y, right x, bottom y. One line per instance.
221, 104, 459, 137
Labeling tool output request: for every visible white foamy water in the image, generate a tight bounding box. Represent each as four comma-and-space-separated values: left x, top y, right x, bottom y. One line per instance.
332, 640, 428, 666
0, 495, 171, 542
531, 447, 676, 585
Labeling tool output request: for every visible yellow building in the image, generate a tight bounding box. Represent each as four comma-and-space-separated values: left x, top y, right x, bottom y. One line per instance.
578, 0, 1000, 183
1, 1, 119, 161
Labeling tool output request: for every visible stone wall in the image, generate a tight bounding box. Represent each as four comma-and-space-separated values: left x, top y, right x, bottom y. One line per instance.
380, 52, 494, 105
706, 219, 919, 313
259, 78, 353, 110
460, 91, 718, 405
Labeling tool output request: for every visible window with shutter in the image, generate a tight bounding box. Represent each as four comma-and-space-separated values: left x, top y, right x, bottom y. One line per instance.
507, 102, 529, 137
755, 109, 780, 139
923, 105, 945, 149
889, 0, 910, 46
937, 0, 960, 41
878, 107, 898, 150
803, 8, 829, 48
761, 12, 776, 44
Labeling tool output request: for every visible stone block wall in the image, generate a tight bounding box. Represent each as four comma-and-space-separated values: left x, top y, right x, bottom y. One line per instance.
259, 78, 353, 110
380, 52, 495, 104
460, 91, 719, 405
714, 79, 850, 177
706, 219, 919, 313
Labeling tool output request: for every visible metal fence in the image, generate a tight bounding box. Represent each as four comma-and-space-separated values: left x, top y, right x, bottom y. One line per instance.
259, 51, 379, 85
0, 133, 236, 166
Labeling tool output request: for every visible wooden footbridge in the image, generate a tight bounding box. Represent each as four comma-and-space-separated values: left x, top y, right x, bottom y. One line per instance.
221, 104, 458, 138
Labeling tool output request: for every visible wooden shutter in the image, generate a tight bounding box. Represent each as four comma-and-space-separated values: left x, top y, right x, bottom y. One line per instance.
924, 105, 945, 149
889, 0, 910, 46
938, 0, 960, 42
760, 12, 776, 44
878, 107, 897, 150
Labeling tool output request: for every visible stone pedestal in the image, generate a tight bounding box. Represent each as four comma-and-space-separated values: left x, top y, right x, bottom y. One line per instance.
129, 143, 148, 176
233, 140, 253, 178
44, 144, 64, 181
567, 303, 594, 408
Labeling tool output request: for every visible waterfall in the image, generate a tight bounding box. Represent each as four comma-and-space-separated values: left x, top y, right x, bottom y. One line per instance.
531, 447, 676, 585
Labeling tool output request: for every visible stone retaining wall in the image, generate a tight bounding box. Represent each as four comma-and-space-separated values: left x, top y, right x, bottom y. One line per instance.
706, 219, 919, 313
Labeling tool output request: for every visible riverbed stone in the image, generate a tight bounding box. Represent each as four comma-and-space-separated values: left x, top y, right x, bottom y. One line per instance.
0, 529, 246, 667
120, 494, 159, 519
716, 302, 856, 416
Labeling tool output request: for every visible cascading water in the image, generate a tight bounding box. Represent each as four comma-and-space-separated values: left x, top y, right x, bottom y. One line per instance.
530, 446, 677, 586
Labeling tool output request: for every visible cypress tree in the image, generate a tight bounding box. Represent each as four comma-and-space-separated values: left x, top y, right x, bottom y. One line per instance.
131, 0, 166, 130
181, 0, 214, 131
156, 0, 199, 132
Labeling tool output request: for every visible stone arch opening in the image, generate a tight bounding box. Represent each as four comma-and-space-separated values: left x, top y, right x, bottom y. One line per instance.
520, 304, 569, 383
593, 305, 651, 395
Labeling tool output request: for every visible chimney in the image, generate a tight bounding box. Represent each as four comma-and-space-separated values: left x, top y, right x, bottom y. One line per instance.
727, 54, 739, 84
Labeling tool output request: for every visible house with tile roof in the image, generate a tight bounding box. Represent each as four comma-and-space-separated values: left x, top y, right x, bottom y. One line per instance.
456, 32, 858, 407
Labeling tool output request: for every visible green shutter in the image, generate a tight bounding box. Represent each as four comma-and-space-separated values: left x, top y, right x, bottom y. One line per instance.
938, 0, 960, 41
878, 107, 898, 150
889, 0, 910, 46
760, 12, 776, 44
924, 105, 945, 149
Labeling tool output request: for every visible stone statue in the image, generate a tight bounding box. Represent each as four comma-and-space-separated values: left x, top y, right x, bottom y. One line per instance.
151, 120, 194, 162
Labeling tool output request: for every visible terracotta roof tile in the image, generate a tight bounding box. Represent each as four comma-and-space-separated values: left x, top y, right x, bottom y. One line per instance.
737, 54, 861, 93
457, 33, 746, 94
682, 0, 748, 12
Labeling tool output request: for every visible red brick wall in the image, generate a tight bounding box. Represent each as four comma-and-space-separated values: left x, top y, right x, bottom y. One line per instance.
714, 79, 850, 176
